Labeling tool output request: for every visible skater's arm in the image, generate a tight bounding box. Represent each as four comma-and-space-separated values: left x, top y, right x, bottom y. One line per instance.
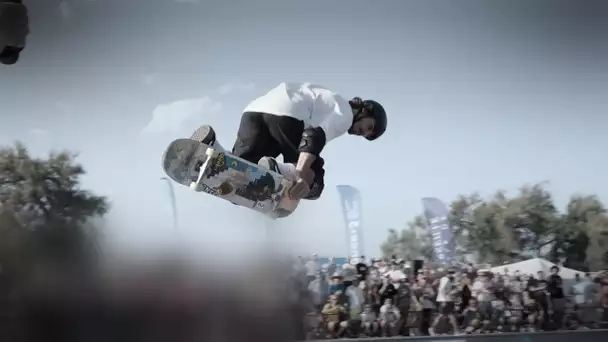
296, 152, 316, 170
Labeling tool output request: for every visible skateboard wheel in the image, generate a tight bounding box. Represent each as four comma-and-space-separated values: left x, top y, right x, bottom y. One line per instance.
194, 160, 203, 172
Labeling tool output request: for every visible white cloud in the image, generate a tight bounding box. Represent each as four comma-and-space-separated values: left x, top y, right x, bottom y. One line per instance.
58, 1, 72, 20
142, 73, 160, 86
218, 81, 255, 95
141, 97, 222, 136
29, 128, 49, 136
55, 101, 73, 113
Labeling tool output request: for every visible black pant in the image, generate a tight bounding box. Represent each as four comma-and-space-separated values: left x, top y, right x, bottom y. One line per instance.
231, 112, 325, 199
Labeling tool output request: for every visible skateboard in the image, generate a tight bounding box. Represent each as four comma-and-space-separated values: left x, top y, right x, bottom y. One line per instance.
161, 138, 299, 219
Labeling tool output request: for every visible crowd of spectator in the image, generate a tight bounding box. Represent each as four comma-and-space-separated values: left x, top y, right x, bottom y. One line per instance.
293, 255, 608, 340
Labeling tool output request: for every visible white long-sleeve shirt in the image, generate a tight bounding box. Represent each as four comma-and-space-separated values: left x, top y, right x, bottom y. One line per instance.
243, 82, 353, 142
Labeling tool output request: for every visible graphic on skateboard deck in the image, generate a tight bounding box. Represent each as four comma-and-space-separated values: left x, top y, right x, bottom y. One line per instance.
161, 138, 298, 219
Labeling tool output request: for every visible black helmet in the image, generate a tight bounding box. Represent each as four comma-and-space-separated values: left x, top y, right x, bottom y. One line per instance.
361, 99, 387, 141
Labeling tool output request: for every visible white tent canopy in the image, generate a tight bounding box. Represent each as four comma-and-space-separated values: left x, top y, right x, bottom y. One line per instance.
490, 258, 583, 279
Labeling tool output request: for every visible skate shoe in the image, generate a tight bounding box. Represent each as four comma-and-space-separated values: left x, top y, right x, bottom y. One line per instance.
190, 125, 216, 145
257, 156, 281, 174
258, 157, 297, 181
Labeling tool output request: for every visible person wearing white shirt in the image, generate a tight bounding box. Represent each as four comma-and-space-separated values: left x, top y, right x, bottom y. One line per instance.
187, 82, 387, 201
304, 254, 320, 282
430, 270, 459, 335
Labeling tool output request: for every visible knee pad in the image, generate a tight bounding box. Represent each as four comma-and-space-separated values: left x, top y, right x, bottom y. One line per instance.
310, 156, 325, 174
298, 127, 326, 156
304, 173, 325, 200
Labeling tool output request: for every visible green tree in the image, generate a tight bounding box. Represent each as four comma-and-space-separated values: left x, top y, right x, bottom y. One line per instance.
0, 142, 108, 264
380, 182, 608, 270
380, 215, 434, 261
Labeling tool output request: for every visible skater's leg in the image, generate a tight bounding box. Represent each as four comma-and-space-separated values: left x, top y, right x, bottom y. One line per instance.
261, 114, 326, 200
190, 125, 227, 152
232, 111, 280, 163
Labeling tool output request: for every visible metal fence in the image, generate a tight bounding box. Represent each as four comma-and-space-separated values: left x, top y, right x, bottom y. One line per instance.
309, 329, 608, 342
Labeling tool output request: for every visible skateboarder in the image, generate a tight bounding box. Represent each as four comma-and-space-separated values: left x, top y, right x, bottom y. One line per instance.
191, 82, 387, 200
0, 0, 29, 65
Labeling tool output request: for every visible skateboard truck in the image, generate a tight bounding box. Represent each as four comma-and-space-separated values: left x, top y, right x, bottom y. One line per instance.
190, 148, 215, 191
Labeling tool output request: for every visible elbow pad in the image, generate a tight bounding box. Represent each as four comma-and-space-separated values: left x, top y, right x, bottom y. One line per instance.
298, 127, 326, 156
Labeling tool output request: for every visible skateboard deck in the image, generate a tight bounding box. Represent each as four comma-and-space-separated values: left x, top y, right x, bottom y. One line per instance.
161, 138, 298, 219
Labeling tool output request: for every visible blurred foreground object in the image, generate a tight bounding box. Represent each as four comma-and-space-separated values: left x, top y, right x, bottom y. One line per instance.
0, 0, 29, 65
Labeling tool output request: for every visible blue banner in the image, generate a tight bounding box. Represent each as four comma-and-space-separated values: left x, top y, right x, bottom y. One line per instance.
421, 197, 455, 263
336, 185, 364, 260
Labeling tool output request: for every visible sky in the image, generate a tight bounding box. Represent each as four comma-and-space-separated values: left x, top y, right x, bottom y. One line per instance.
1, 0, 607, 258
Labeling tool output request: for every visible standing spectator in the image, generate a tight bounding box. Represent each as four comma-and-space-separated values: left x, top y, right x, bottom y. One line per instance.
328, 273, 345, 296
598, 272, 608, 325
571, 273, 600, 326
430, 268, 459, 335
472, 271, 495, 319
367, 284, 383, 313
386, 260, 407, 286
413, 272, 436, 335
308, 272, 328, 312
305, 254, 320, 284
459, 273, 473, 311
379, 298, 400, 336
532, 271, 550, 327
379, 276, 397, 305
355, 256, 369, 282
394, 278, 413, 336
345, 279, 365, 333
546, 266, 565, 329
326, 257, 338, 278
507, 271, 524, 308
342, 258, 358, 287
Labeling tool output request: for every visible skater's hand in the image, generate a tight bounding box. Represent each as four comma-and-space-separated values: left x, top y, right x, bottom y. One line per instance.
289, 167, 315, 200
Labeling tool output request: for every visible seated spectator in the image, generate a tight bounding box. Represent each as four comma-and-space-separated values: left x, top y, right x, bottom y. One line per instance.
506, 297, 524, 332
461, 298, 484, 334
360, 304, 379, 336
379, 298, 400, 336
321, 294, 349, 338
523, 295, 543, 332
489, 299, 508, 332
